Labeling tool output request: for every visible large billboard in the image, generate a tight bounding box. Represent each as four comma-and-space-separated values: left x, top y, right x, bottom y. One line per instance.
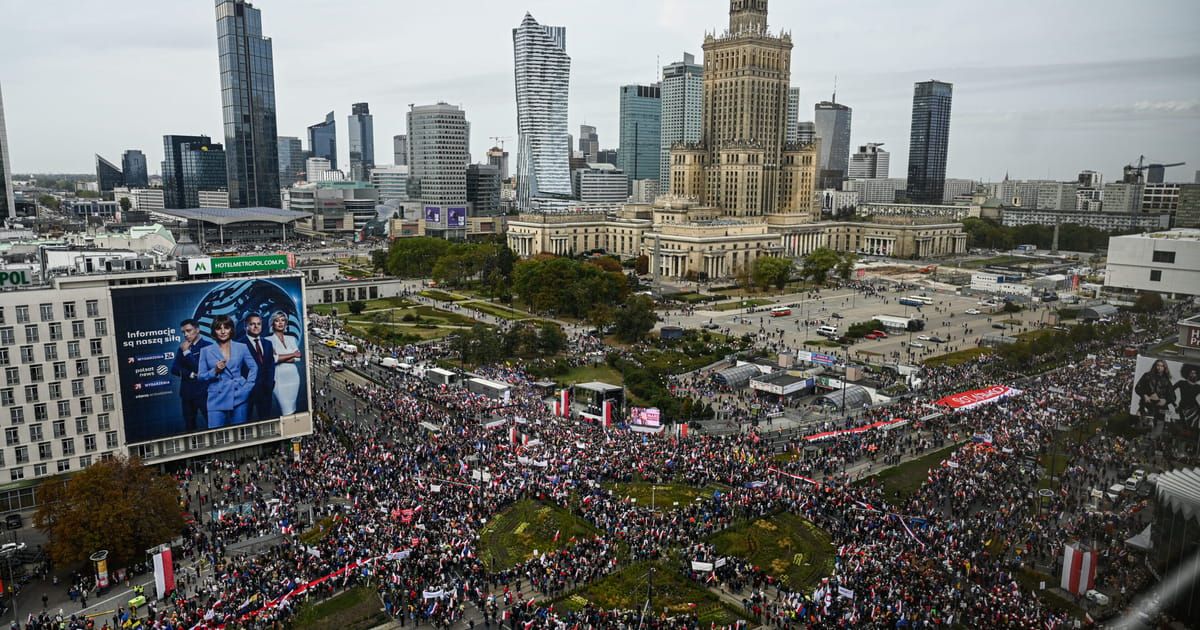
447, 206, 467, 228
1130, 355, 1200, 426
424, 206, 441, 224
112, 277, 310, 444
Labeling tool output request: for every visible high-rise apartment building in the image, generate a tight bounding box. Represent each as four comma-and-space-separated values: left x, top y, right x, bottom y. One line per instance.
277, 136, 306, 187
905, 80, 953, 204
370, 165, 410, 204
0, 83, 11, 220
512, 13, 572, 209
407, 103, 470, 235
814, 100, 852, 189
659, 52, 703, 189
578, 125, 599, 163
487, 147, 510, 181
95, 155, 124, 192
786, 87, 800, 144
215, 0, 280, 208
348, 102, 374, 181
467, 163, 502, 216
618, 84, 661, 186
308, 112, 337, 171
847, 143, 889, 179
121, 150, 148, 188
162, 135, 227, 209
668, 0, 818, 219
393, 135, 408, 166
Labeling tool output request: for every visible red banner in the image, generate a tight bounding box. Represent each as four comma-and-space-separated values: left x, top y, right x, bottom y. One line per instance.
934, 385, 1020, 410
803, 418, 909, 442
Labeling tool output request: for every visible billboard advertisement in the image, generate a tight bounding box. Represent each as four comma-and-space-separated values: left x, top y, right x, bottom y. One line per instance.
424, 206, 441, 224
447, 206, 467, 228
112, 277, 310, 444
1130, 356, 1200, 426
629, 407, 661, 428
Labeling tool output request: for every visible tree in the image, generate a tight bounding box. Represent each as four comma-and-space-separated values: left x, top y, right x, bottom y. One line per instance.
34, 457, 184, 568
799, 248, 841, 284
118, 197, 132, 213
752, 256, 792, 291
835, 252, 857, 281
587, 303, 616, 331
38, 194, 61, 211
614, 295, 657, 342
348, 300, 367, 315
536, 321, 567, 356
1133, 291, 1163, 313
386, 237, 451, 277
634, 255, 650, 275
370, 249, 389, 273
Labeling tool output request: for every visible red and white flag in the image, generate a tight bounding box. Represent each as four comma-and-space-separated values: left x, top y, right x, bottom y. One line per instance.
153, 546, 175, 599
602, 399, 614, 428
1060, 542, 1096, 595
559, 388, 571, 417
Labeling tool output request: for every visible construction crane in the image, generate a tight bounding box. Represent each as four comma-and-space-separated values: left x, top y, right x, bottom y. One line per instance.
489, 136, 512, 151
1123, 155, 1186, 184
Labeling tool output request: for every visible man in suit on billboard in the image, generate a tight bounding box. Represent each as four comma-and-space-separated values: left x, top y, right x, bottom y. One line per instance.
170, 319, 210, 432
237, 313, 276, 421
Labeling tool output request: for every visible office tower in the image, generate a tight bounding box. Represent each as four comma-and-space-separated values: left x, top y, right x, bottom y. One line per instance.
215, 0, 280, 208
308, 112, 337, 170
276, 136, 306, 187
95, 155, 124, 192
595, 149, 618, 167
786, 87, 800, 144
121, 150, 148, 188
467, 163, 502, 216
905, 79, 953, 204
0, 83, 11, 220
573, 163, 629, 203
487, 146, 510, 181
814, 99, 852, 189
578, 125, 599, 163
797, 121, 815, 144
305, 157, 333, 183
512, 13, 572, 208
847, 143, 889, 179
407, 102, 470, 208
348, 102, 374, 181
162, 135, 226, 209
660, 52, 703, 188
618, 84, 661, 185
668, 0, 817, 218
393, 135, 408, 166
370, 165, 410, 204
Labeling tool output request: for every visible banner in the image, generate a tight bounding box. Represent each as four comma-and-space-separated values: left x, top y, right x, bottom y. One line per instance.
152, 547, 174, 600
602, 399, 614, 428
559, 389, 571, 418
690, 561, 714, 572
935, 385, 1021, 410
1060, 542, 1097, 595
803, 418, 908, 442
629, 407, 661, 428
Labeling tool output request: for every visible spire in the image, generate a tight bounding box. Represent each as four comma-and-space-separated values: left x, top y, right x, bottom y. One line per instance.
729, 0, 768, 34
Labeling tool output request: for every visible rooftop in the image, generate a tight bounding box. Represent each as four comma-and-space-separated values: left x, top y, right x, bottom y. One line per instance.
157, 207, 313, 225
1116, 228, 1200, 241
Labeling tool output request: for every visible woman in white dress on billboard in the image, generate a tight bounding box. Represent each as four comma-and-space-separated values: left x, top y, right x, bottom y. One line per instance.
270, 311, 302, 415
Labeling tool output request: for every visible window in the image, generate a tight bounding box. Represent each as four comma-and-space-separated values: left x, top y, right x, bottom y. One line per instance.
90, 339, 103, 356
53, 362, 66, 380
94, 320, 108, 336
0, 389, 12, 406
23, 384, 38, 403
13, 446, 27, 464
39, 304, 53, 321
4, 367, 17, 385
67, 341, 80, 358
63, 302, 76, 318
78, 455, 91, 468
80, 398, 93, 414
29, 365, 43, 382
86, 300, 99, 317
48, 323, 62, 341
70, 380, 84, 397
105, 431, 119, 449
38, 442, 52, 460
98, 414, 110, 431
9, 407, 23, 424
0, 307, 4, 324
52, 420, 65, 438
98, 357, 111, 375
33, 464, 47, 477
61, 438, 75, 456
83, 434, 97, 452
10, 469, 23, 482
48, 383, 61, 400
0, 328, 13, 345
29, 425, 43, 441
101, 394, 114, 412
75, 418, 88, 434
71, 321, 85, 339
24, 325, 38, 343
1152, 250, 1176, 263
15, 306, 29, 324
32, 404, 46, 422
43, 344, 57, 361
0, 348, 7, 365
75, 359, 89, 377
19, 346, 34, 363
56, 459, 70, 473
93, 377, 106, 394
57, 400, 70, 418
1150, 270, 1162, 282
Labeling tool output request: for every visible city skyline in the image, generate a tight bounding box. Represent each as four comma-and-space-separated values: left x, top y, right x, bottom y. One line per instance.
0, 0, 1197, 184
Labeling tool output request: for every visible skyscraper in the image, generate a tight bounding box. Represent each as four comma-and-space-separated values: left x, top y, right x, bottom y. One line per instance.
668, 0, 817, 218
467, 163, 502, 216
0, 83, 11, 220
797, 121, 815, 144
215, 0, 280, 208
814, 99, 852, 189
162, 135, 227, 209
618, 84, 662, 187
659, 52, 703, 188
578, 125, 599, 163
407, 103, 470, 235
308, 112, 337, 171
121, 150, 148, 188
848, 143, 889, 179
512, 13, 572, 209
905, 79, 953, 204
277, 136, 306, 187
487, 147, 510, 181
785, 87, 800, 144
348, 102, 374, 181
393, 135, 408, 166
95, 155, 124, 192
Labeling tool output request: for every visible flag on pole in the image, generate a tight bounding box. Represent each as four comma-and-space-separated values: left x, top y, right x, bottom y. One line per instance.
559, 388, 570, 417
602, 399, 614, 428
153, 546, 175, 599
1060, 542, 1096, 595
553, 529, 561, 543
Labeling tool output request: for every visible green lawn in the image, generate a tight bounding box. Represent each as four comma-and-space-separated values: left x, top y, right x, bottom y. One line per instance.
709, 512, 835, 591
344, 322, 453, 344
711, 298, 773, 311
419, 289, 465, 302
462, 300, 532, 321
922, 347, 993, 368
555, 561, 747, 626
311, 297, 412, 315
557, 363, 624, 386
861, 444, 961, 499
478, 499, 600, 570
803, 339, 843, 348
604, 482, 724, 511
291, 586, 386, 630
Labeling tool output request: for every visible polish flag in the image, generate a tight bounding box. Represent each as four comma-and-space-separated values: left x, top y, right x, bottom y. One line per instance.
559, 389, 571, 417
602, 399, 614, 428
553, 529, 561, 543
153, 547, 175, 599
1060, 542, 1097, 595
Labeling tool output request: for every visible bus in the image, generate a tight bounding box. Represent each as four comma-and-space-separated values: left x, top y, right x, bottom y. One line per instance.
898, 297, 925, 307
872, 314, 926, 332
906, 295, 934, 305
770, 306, 792, 317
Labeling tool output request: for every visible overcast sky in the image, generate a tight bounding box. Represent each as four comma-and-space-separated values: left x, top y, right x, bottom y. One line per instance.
2, 0, 1198, 184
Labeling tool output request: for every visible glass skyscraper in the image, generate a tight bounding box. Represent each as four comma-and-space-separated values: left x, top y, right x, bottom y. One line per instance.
121, 149, 148, 188
308, 112, 337, 171
906, 80, 953, 204
163, 135, 228, 209
660, 53, 703, 188
348, 102, 374, 182
277, 136, 306, 187
0, 83, 13, 220
215, 0, 280, 208
95, 155, 124, 192
814, 100, 852, 190
512, 13, 572, 209
618, 84, 661, 186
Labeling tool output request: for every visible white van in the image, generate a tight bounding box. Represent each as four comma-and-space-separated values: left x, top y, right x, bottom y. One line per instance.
379, 357, 400, 370
817, 325, 839, 337
338, 342, 358, 354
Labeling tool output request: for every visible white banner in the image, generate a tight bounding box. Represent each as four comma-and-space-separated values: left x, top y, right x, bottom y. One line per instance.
690, 561, 714, 572
837, 586, 855, 599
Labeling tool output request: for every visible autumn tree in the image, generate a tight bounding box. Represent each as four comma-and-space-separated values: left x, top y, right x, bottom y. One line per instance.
35, 457, 184, 568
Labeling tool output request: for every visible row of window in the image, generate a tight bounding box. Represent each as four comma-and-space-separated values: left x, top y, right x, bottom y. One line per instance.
7, 452, 112, 482
0, 300, 100, 325
3, 355, 110, 383
2, 431, 117, 466
9, 399, 113, 424
0, 340, 107, 366
1, 379, 111, 407
131, 422, 281, 461
0, 320, 108, 346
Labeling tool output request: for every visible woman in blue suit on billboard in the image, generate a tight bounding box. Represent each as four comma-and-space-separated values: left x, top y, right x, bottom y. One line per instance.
198, 314, 258, 427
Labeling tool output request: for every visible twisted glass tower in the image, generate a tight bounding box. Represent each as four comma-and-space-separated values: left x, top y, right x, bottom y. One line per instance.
512, 13, 572, 209
216, 0, 281, 208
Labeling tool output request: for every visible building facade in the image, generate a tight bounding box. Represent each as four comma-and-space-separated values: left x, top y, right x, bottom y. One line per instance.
1105, 229, 1200, 298
487, 147, 510, 181
814, 100, 852, 189
786, 87, 800, 144
618, 84, 662, 186
277, 136, 306, 187
348, 102, 374, 182
905, 80, 953, 204
407, 103, 470, 237
573, 164, 629, 204
308, 112, 337, 171
1177, 185, 1200, 229
215, 0, 281, 208
370, 165, 410, 204
578, 125, 599, 163
1142, 183, 1181, 213
392, 134, 407, 166
1103, 182, 1144, 214
466, 163, 502, 216
513, 13, 573, 208
287, 181, 379, 234
0, 83, 12, 220
95, 155, 124, 192
660, 52, 704, 189
843, 178, 905, 204
847, 143, 889, 179
163, 135, 227, 209
1001, 208, 1170, 232
121, 150, 149, 188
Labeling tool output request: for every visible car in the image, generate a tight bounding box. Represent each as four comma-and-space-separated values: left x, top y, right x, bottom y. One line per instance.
929, 336, 947, 343
909, 341, 926, 348
865, 333, 879, 340
330, 360, 345, 372
917, 335, 932, 341
992, 323, 1006, 330
702, 323, 720, 330
965, 308, 981, 315
872, 330, 888, 338
831, 312, 844, 319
